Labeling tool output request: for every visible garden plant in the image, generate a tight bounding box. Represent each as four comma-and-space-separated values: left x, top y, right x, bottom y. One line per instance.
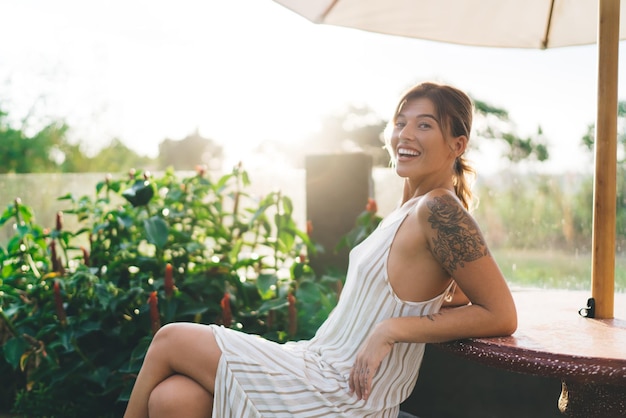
0, 165, 366, 417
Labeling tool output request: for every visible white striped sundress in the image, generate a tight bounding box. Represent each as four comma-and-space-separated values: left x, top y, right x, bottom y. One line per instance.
210, 196, 452, 417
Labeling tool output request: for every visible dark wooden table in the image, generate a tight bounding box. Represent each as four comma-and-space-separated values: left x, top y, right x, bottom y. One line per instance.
437, 289, 626, 417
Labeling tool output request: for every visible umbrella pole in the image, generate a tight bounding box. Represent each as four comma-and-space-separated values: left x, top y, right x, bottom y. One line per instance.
591, 0, 620, 319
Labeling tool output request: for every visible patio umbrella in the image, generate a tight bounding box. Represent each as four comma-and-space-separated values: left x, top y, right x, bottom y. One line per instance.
273, 0, 625, 319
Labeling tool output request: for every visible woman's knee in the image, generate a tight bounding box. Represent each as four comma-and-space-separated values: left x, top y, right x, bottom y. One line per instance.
145, 323, 221, 391
144, 323, 181, 361
152, 322, 188, 343
156, 322, 215, 340
148, 374, 212, 418
150, 323, 214, 352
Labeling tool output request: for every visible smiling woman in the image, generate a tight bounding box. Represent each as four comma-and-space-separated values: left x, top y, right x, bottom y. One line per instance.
122, 80, 516, 418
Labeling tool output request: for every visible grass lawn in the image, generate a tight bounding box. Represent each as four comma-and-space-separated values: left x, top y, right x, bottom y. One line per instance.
494, 248, 626, 292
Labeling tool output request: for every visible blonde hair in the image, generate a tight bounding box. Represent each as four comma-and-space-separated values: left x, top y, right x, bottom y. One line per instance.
385, 82, 476, 210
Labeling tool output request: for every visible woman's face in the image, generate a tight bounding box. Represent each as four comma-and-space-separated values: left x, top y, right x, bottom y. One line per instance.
389, 97, 458, 182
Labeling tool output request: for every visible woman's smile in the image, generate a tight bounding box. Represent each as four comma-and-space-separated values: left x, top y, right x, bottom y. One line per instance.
396, 147, 421, 161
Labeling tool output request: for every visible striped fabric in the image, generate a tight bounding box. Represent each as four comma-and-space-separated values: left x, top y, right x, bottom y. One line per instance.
211, 197, 451, 417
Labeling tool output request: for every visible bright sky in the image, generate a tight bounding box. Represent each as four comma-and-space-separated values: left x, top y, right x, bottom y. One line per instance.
1, 0, 625, 174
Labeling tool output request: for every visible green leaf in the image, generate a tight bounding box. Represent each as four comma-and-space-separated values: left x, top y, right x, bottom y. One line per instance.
144, 216, 169, 249
241, 170, 251, 187
215, 172, 233, 192
257, 274, 278, 299
167, 187, 184, 201
291, 262, 304, 279
2, 337, 29, 369
185, 242, 205, 253
117, 213, 135, 229
174, 303, 209, 317
58, 330, 73, 352
95, 180, 107, 195
258, 298, 289, 314
86, 366, 111, 389
296, 280, 322, 304
108, 179, 123, 193
18, 204, 34, 224
94, 283, 113, 308
0, 309, 19, 336
56, 193, 74, 201
74, 321, 101, 337
122, 180, 155, 207
120, 336, 152, 373
277, 227, 295, 254
281, 196, 293, 216
0, 205, 15, 227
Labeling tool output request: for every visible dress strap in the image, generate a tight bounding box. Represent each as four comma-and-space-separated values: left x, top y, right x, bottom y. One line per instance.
443, 280, 457, 303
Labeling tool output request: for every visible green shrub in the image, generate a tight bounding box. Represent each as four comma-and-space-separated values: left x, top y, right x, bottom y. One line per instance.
0, 165, 341, 417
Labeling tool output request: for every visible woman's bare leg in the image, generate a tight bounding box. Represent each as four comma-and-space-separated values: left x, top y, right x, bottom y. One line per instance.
124, 323, 222, 418
148, 374, 213, 418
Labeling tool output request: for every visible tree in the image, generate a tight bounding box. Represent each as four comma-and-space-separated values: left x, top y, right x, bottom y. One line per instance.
57, 141, 92, 172
84, 138, 155, 173
157, 130, 224, 171
473, 98, 549, 163
0, 107, 71, 173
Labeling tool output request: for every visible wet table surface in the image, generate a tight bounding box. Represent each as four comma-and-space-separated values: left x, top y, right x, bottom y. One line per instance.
436, 289, 626, 416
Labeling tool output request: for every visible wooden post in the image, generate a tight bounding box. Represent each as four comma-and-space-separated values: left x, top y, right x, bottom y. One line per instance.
305, 153, 373, 275
591, 0, 620, 318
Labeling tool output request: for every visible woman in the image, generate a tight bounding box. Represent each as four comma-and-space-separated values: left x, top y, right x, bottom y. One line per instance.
124, 81, 517, 418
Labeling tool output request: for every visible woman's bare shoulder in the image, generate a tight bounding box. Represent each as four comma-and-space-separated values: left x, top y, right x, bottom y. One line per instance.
414, 188, 465, 218
415, 188, 488, 275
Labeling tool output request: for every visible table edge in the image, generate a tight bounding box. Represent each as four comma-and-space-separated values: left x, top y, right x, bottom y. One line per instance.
434, 338, 626, 386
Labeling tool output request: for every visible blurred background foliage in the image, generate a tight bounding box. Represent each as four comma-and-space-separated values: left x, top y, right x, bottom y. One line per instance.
0, 94, 570, 173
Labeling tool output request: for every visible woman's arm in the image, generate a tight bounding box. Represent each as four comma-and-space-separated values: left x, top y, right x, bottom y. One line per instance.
386, 191, 516, 342
349, 191, 516, 400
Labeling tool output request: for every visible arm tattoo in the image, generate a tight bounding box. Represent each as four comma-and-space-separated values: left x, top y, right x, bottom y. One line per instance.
427, 195, 489, 273
423, 313, 440, 321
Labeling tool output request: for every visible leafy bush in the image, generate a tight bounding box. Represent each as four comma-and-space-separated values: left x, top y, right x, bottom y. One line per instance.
0, 165, 342, 417
336, 197, 382, 250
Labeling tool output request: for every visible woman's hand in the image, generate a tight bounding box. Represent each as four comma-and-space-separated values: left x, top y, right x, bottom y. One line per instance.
349, 322, 394, 401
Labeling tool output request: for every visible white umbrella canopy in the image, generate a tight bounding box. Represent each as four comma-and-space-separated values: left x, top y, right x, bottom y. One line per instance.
274, 0, 624, 319
274, 0, 626, 49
